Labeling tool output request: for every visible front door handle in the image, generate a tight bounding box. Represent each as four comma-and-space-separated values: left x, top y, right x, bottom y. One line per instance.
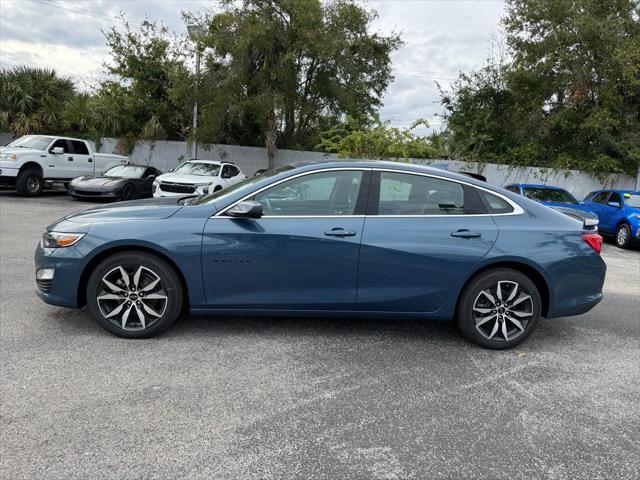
325, 228, 357, 238
451, 229, 482, 239
68, 156, 73, 161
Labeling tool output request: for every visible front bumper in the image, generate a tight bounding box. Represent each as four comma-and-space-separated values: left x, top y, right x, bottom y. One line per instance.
34, 241, 87, 308
69, 186, 120, 199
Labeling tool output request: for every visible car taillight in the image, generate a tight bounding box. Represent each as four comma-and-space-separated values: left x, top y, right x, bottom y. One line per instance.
581, 233, 603, 254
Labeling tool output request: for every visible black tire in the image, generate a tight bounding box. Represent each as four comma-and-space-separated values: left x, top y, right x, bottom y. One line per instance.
457, 268, 542, 349
120, 183, 136, 201
16, 168, 43, 196
615, 223, 632, 249
86, 252, 183, 338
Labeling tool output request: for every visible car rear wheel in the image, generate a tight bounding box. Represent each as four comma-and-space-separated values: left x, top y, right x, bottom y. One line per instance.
615, 223, 631, 249
86, 252, 183, 338
457, 268, 541, 349
16, 168, 43, 196
120, 183, 136, 201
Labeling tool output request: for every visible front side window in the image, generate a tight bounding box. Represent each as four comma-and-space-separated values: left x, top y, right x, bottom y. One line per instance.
378, 172, 465, 215
608, 192, 622, 205
174, 161, 221, 177
254, 170, 363, 216
49, 139, 70, 153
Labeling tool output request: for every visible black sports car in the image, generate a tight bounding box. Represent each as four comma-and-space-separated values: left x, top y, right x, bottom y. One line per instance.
69, 164, 163, 201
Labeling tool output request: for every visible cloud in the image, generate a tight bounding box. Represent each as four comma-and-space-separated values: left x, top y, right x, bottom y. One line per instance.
0, 0, 506, 130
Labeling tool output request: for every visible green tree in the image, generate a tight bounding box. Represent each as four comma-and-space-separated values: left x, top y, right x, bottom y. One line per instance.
0, 66, 75, 135
188, 0, 401, 167
319, 116, 446, 160
441, 0, 640, 174
97, 18, 192, 142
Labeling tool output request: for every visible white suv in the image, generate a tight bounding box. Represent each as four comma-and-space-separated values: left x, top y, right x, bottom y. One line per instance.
153, 160, 246, 197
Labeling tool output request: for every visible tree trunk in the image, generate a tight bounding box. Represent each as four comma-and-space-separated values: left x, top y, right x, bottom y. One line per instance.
265, 110, 277, 170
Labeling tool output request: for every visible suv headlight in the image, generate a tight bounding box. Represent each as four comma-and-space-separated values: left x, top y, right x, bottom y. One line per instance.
0, 153, 17, 161
41, 231, 85, 248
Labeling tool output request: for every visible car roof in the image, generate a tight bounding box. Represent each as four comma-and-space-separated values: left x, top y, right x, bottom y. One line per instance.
285, 160, 494, 189
185, 159, 222, 165
589, 189, 640, 195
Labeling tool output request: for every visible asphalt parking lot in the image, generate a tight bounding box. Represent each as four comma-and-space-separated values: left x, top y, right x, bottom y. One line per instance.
1, 190, 639, 479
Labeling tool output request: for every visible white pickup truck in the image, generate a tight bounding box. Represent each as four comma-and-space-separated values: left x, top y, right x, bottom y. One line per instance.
0, 135, 128, 196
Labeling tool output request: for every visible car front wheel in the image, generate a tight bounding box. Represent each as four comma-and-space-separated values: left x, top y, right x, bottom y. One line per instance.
457, 268, 541, 349
86, 252, 183, 338
615, 223, 631, 249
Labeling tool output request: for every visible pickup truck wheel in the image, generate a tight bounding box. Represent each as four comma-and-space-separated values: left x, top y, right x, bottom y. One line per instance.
16, 169, 43, 196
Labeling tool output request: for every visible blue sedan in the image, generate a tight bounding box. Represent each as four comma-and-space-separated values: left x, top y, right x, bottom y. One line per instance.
582, 189, 640, 248
504, 183, 597, 215
35, 161, 606, 349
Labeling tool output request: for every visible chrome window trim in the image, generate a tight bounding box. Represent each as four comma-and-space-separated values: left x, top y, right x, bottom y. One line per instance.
212, 166, 524, 218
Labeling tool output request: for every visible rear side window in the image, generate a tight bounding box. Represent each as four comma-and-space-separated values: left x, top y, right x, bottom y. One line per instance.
592, 192, 610, 205
70, 140, 89, 155
478, 190, 514, 214
377, 172, 482, 215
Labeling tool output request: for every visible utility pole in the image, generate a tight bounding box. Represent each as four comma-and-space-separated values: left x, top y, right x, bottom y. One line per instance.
187, 25, 204, 160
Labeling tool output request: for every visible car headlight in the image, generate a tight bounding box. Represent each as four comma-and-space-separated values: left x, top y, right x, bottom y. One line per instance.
632, 213, 640, 220
0, 153, 17, 161
41, 231, 85, 248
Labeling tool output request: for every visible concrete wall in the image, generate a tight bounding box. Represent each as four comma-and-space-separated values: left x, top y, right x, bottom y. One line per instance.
2, 132, 637, 199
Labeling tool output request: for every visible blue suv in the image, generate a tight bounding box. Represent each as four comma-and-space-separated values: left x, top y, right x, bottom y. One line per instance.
582, 190, 640, 248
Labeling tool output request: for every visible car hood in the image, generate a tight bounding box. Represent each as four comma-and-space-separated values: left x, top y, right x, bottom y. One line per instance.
61, 197, 185, 224
156, 172, 217, 185
71, 176, 127, 187
0, 147, 42, 156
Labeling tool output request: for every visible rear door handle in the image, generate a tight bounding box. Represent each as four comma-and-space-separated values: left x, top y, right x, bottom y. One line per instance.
68, 156, 73, 161
88, 158, 93, 163
451, 229, 482, 239
325, 228, 357, 238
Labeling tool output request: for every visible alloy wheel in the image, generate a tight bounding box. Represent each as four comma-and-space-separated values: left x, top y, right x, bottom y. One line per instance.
472, 280, 534, 342
616, 225, 629, 247
97, 265, 168, 331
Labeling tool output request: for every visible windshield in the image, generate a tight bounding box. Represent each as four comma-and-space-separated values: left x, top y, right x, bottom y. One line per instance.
173, 161, 220, 176
623, 193, 640, 208
104, 165, 146, 179
524, 187, 577, 204
6, 135, 54, 150
194, 165, 295, 205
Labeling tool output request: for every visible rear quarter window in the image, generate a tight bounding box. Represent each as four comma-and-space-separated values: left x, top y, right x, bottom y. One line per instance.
478, 190, 514, 214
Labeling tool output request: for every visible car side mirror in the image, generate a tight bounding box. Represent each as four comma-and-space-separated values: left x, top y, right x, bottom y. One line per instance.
226, 200, 263, 219
608, 201, 621, 208
51, 147, 64, 155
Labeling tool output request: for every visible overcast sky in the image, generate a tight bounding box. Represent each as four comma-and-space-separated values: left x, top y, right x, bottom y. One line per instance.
0, 0, 506, 133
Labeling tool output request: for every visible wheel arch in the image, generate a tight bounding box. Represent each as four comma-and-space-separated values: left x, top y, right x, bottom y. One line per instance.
19, 161, 44, 176
77, 245, 190, 309
456, 260, 551, 318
